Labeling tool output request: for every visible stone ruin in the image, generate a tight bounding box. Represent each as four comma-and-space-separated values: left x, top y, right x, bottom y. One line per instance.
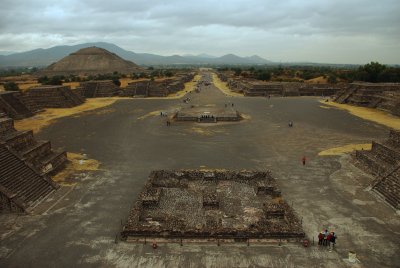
121, 73, 195, 98
0, 116, 67, 213
121, 170, 305, 242
353, 130, 400, 209
0, 85, 85, 119
0, 91, 33, 119
174, 106, 242, 123
20, 85, 85, 112
217, 72, 342, 97
335, 82, 400, 116
76, 80, 120, 98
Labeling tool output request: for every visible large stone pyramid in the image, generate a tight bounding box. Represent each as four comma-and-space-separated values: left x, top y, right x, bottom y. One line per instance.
39, 46, 143, 76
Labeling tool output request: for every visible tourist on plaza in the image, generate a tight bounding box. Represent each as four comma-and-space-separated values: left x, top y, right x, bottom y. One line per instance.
302, 156, 307, 165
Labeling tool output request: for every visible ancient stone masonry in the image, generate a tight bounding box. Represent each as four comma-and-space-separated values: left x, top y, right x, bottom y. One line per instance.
217, 72, 342, 97
77, 80, 120, 98
174, 106, 242, 122
20, 85, 85, 112
121, 80, 151, 97
334, 82, 400, 116
0, 91, 33, 119
0, 117, 65, 213
121, 170, 305, 241
353, 130, 400, 209
121, 73, 195, 98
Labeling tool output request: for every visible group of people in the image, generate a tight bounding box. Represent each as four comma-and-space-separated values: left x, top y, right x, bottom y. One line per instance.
318, 230, 337, 248
224, 103, 234, 108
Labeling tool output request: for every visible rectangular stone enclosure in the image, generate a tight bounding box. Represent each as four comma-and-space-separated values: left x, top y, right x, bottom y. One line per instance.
174, 107, 241, 123
121, 170, 305, 242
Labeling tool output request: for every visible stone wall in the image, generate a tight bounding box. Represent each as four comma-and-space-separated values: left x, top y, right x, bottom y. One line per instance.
0, 91, 33, 119
218, 72, 342, 97
122, 170, 305, 241
334, 82, 400, 116
78, 80, 120, 98
353, 130, 400, 209
20, 85, 84, 112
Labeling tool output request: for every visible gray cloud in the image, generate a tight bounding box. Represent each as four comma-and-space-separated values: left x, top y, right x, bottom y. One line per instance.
0, 0, 399, 63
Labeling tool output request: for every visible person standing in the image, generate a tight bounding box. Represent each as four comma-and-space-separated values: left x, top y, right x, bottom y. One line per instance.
318, 232, 324, 245
302, 156, 307, 166
330, 232, 337, 249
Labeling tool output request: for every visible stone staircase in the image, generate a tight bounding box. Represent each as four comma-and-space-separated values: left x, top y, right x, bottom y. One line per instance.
0, 116, 66, 213
373, 166, 400, 209
334, 88, 356, 103
0, 91, 33, 119
20, 85, 84, 111
79, 80, 120, 97
353, 130, 400, 209
0, 144, 57, 213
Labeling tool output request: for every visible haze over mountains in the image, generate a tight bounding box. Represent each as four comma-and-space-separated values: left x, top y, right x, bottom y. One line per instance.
0, 42, 273, 68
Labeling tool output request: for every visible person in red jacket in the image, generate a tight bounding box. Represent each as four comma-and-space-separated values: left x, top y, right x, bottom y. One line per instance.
318, 232, 324, 245
326, 232, 333, 248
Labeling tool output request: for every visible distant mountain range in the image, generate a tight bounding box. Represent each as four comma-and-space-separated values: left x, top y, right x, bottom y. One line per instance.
0, 42, 273, 67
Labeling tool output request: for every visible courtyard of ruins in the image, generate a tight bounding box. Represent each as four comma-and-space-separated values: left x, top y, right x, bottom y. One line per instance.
0, 72, 399, 267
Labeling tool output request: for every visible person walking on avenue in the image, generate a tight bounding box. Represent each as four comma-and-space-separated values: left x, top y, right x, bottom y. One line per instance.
302, 156, 307, 166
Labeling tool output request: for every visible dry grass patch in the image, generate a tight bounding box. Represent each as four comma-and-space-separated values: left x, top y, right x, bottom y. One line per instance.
306, 76, 327, 84
62, 82, 80, 89
211, 73, 243, 97
14, 97, 120, 133
52, 152, 100, 183
137, 110, 161, 120
321, 100, 400, 131
319, 143, 372, 156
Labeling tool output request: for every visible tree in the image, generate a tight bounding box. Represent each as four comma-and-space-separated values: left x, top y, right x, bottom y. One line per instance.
357, 62, 386, 82
4, 82, 20, 91
112, 78, 121, 87
38, 76, 49, 84
164, 70, 174, 77
233, 68, 242, 76
327, 74, 337, 84
256, 71, 271, 81
47, 76, 63, 85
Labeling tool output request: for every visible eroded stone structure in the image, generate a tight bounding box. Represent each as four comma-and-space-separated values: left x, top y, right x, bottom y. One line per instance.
0, 91, 33, 119
353, 130, 400, 209
20, 85, 85, 112
335, 82, 400, 116
77, 80, 120, 98
0, 116, 66, 213
217, 72, 342, 97
174, 106, 242, 122
121, 170, 304, 241
121, 73, 195, 98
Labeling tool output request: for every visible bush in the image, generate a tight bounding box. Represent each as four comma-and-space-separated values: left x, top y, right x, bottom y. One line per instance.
4, 82, 20, 91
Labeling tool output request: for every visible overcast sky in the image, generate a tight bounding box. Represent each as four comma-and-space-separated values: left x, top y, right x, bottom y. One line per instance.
0, 0, 399, 64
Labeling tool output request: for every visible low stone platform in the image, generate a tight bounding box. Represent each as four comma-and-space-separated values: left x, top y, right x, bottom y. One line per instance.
174, 106, 242, 123
121, 170, 305, 241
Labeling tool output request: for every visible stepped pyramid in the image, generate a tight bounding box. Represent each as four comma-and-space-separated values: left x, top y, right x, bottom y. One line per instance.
39, 46, 143, 76
0, 116, 67, 213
